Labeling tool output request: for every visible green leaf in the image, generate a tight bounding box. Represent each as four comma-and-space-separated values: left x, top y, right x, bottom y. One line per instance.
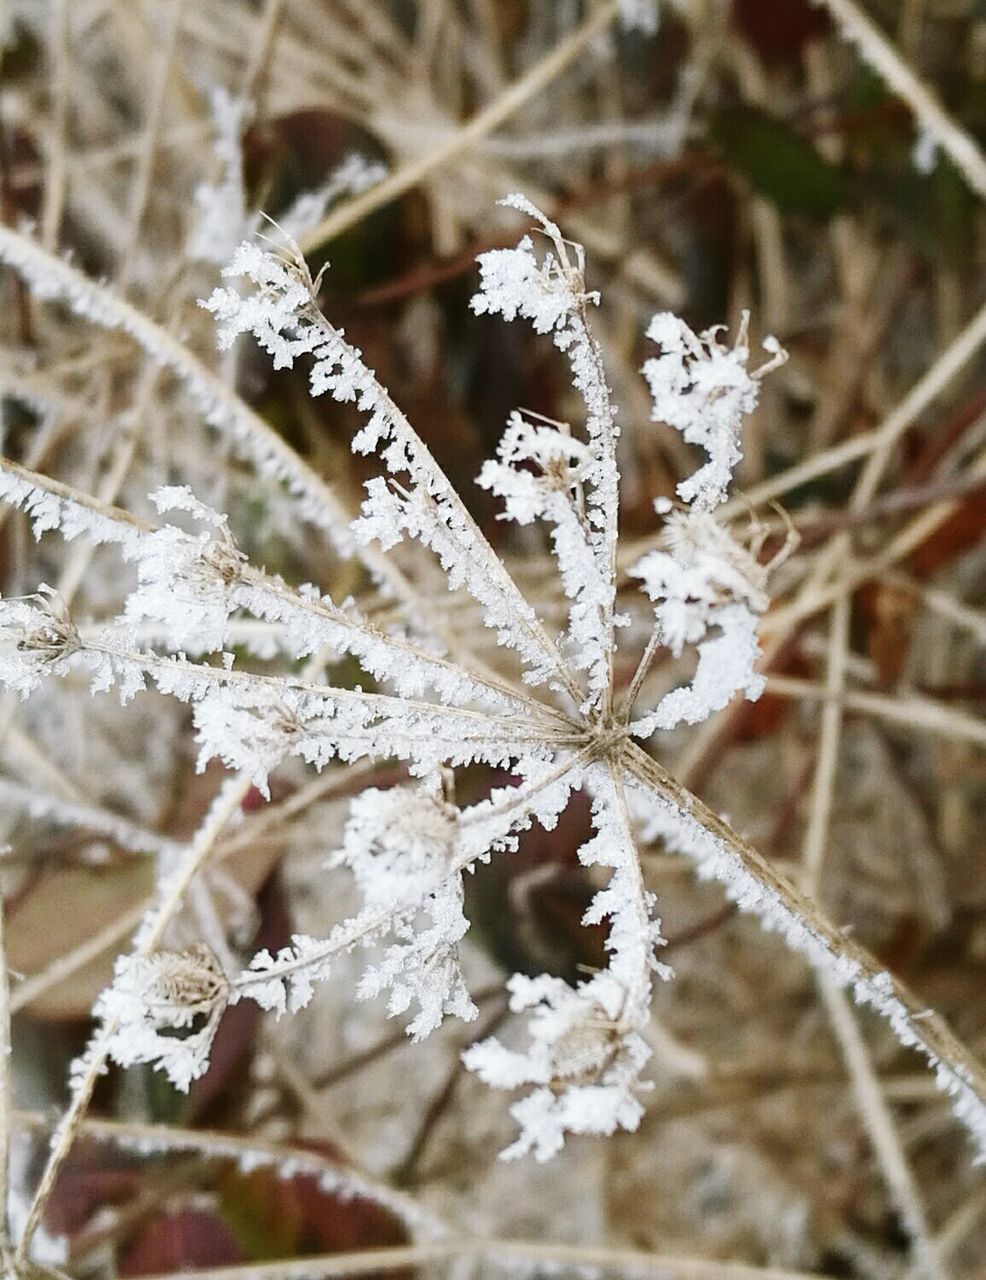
710, 103, 854, 220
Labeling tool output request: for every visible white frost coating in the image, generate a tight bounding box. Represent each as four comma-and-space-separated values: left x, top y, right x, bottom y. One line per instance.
332, 782, 460, 909
631, 307, 784, 734
471, 236, 578, 335
97, 947, 228, 1091
0, 464, 142, 549
634, 509, 770, 657
627, 781, 986, 1160
69, 1121, 446, 1240
234, 758, 580, 1036
0, 587, 81, 697
642, 312, 784, 509
203, 231, 572, 695
0, 222, 357, 553
0, 461, 523, 713
478, 411, 625, 705
464, 766, 668, 1160
0, 595, 563, 791
472, 196, 622, 709
647, 604, 764, 729
278, 154, 387, 241
124, 487, 245, 653
0, 777, 179, 858
631, 511, 772, 734
191, 105, 386, 265
329, 782, 474, 1038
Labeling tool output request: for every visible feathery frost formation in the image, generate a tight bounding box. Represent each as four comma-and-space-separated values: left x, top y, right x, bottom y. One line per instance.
3, 194, 985, 1163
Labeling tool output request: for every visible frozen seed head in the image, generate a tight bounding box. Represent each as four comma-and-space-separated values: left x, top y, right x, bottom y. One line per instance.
100, 945, 230, 1092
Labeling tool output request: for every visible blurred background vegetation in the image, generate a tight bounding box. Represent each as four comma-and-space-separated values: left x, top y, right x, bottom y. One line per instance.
1, 1, 986, 1277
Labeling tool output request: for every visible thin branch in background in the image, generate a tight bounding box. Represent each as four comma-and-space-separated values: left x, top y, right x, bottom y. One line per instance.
11, 1109, 445, 1243
297, 0, 622, 253
799, 586, 946, 1280
120, 1238, 851, 1280
115, 0, 188, 294
40, 0, 71, 251
395, 996, 509, 1185
240, 0, 287, 111
14, 773, 252, 1265
764, 677, 986, 748
0, 889, 13, 1271
814, 0, 986, 197
311, 982, 505, 1092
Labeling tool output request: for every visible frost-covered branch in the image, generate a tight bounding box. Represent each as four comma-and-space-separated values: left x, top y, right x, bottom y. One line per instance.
15, 775, 251, 1265
642, 312, 785, 510
0, 223, 359, 554
472, 196, 626, 714
202, 235, 585, 707
812, 0, 986, 198
627, 314, 787, 734
0, 611, 579, 788
0, 455, 559, 721
13, 1110, 446, 1243
621, 743, 986, 1160
464, 762, 667, 1160
0, 776, 181, 860
233, 754, 582, 1035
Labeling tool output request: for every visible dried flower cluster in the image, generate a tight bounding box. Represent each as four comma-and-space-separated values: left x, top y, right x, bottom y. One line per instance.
2, 189, 984, 1179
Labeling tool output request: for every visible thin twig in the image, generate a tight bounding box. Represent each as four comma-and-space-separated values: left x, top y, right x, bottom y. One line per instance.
11, 1108, 444, 1243
799, 591, 947, 1280
298, 0, 622, 253
0, 889, 12, 1262
765, 677, 986, 747
40, 0, 70, 251
815, 0, 986, 198
128, 1238, 845, 1280
15, 773, 251, 1263
116, 0, 187, 292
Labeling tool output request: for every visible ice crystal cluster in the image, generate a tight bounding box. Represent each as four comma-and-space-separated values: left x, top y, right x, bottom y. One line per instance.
3, 193, 985, 1163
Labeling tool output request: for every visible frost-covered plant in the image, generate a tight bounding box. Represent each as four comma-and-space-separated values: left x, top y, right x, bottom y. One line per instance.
98, 946, 229, 1091
2, 194, 986, 1172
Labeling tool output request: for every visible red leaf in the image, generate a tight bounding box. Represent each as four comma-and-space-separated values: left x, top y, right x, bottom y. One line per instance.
120, 1209, 244, 1277
733, 0, 830, 65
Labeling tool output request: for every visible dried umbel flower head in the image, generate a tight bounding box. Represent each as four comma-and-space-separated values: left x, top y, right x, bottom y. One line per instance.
14, 585, 79, 660
0, 585, 80, 696
98, 945, 230, 1092
122, 487, 248, 653
638, 509, 772, 650
479, 411, 593, 525
330, 779, 460, 909
464, 969, 655, 1162
643, 311, 787, 509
